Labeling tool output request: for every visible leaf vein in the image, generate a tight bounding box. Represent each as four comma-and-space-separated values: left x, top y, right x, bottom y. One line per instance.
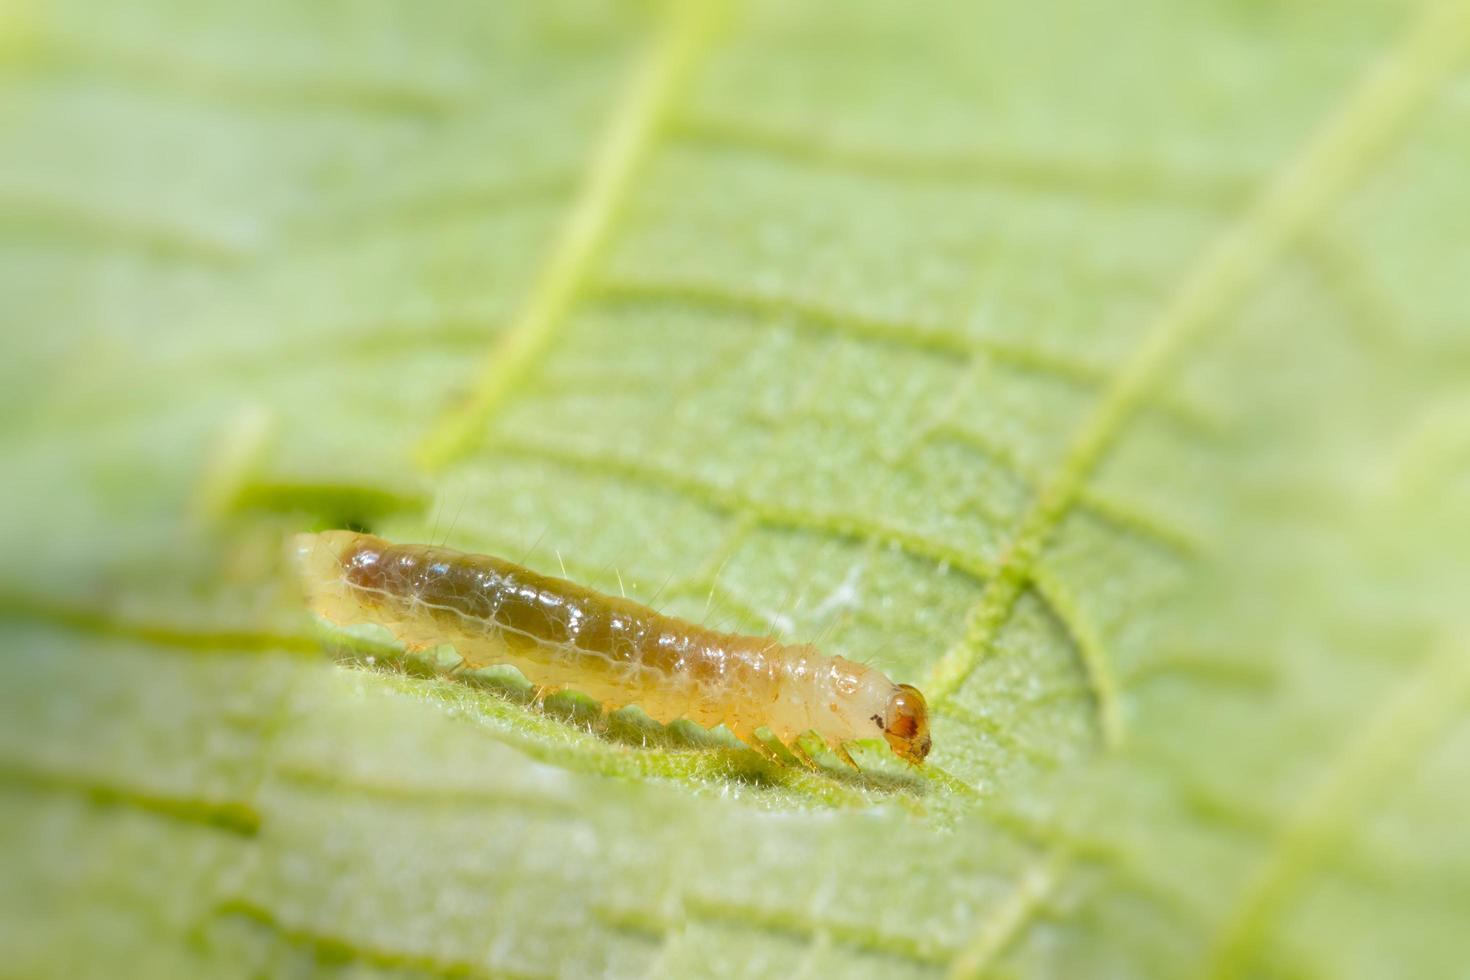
1030, 565, 1126, 751
672, 115, 1254, 208
0, 760, 261, 836
1205, 640, 1470, 976
947, 851, 1064, 979
489, 438, 999, 582
594, 276, 1227, 434
216, 900, 535, 980
419, 3, 721, 467
923, 0, 1470, 705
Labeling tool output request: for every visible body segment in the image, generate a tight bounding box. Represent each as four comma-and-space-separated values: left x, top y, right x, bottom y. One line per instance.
295, 531, 931, 763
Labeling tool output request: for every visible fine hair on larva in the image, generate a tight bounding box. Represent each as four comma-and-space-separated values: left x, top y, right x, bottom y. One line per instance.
293, 531, 933, 767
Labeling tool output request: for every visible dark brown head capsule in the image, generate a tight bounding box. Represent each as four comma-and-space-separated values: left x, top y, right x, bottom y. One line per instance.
882, 683, 932, 764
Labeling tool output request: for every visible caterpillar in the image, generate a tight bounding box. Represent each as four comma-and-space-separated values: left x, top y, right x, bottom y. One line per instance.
293, 531, 932, 767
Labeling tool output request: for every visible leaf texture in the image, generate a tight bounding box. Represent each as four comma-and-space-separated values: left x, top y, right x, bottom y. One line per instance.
3, 0, 1470, 977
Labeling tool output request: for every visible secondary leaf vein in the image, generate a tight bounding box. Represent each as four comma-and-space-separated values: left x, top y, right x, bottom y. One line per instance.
923, 0, 1470, 707
419, 2, 722, 467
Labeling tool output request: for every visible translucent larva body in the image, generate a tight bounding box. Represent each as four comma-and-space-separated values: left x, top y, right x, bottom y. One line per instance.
294, 531, 932, 765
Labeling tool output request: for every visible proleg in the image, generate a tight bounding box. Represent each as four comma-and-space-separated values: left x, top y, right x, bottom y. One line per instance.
294, 531, 932, 765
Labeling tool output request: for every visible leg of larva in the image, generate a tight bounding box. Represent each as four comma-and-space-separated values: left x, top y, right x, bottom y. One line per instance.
789, 740, 822, 772
832, 743, 861, 772
745, 737, 783, 767
752, 730, 800, 767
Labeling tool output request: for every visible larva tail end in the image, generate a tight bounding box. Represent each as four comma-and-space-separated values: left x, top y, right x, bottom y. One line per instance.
290, 530, 372, 625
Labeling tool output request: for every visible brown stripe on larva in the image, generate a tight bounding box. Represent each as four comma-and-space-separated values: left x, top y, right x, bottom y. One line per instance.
294, 530, 932, 765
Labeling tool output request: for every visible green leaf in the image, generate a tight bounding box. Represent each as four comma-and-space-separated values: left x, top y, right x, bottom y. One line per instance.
4, 0, 1470, 977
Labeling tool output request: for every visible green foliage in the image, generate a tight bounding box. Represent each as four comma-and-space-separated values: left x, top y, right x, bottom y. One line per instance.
3, 0, 1470, 976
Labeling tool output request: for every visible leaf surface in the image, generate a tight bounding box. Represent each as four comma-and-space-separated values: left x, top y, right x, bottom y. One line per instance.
3, 1, 1470, 977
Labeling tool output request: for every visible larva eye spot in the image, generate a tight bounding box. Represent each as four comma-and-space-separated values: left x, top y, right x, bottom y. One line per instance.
882, 684, 932, 764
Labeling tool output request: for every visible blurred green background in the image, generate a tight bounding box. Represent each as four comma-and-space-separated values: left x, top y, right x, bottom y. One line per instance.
3, 0, 1470, 976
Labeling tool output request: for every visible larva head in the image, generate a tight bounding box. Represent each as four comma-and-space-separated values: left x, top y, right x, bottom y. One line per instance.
882, 684, 932, 764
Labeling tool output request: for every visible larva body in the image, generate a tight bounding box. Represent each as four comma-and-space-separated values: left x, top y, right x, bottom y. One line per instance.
294, 531, 931, 764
